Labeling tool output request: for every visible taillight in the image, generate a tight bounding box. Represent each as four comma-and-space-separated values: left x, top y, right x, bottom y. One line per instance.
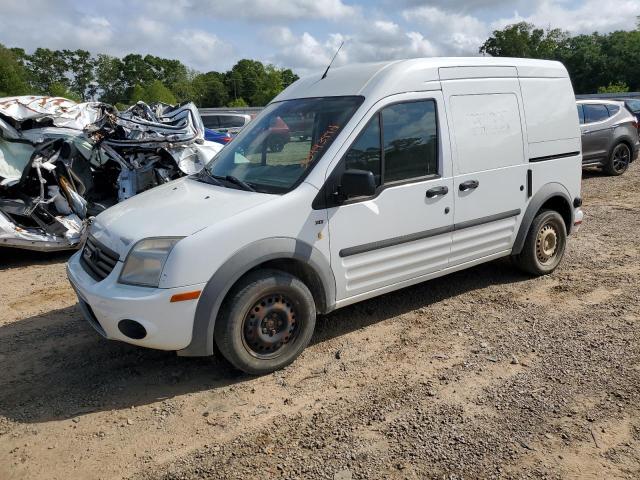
223, 136, 232, 143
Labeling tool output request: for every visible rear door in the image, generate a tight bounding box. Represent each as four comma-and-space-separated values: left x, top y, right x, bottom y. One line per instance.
441, 75, 528, 266
581, 104, 611, 162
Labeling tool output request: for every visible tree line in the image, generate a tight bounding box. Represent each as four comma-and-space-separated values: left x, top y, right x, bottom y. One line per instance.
1, 21, 639, 106
480, 21, 640, 94
0, 45, 298, 108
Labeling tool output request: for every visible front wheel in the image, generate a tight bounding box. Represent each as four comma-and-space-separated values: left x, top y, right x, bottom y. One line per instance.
604, 143, 631, 176
512, 210, 567, 276
214, 269, 316, 375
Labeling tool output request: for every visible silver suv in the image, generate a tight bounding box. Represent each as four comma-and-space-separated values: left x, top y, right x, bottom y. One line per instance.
200, 112, 251, 133
576, 99, 639, 175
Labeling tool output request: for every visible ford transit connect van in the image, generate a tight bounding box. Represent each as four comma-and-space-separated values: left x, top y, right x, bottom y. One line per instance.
67, 58, 584, 374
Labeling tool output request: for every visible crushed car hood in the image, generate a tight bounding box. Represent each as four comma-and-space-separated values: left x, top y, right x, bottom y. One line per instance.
90, 177, 276, 257
0, 96, 104, 130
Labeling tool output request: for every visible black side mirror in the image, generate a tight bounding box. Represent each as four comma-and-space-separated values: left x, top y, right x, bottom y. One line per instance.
339, 169, 376, 199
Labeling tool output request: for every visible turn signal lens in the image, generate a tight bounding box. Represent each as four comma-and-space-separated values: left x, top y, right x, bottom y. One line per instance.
170, 290, 202, 303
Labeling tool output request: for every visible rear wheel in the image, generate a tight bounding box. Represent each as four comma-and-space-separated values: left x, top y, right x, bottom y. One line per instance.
512, 210, 567, 276
214, 269, 316, 375
604, 143, 631, 176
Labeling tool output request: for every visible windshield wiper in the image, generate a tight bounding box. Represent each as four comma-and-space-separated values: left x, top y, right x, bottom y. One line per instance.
195, 168, 223, 186
213, 174, 256, 192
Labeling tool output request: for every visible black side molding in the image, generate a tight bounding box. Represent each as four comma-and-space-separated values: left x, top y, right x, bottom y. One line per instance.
529, 151, 580, 163
339, 209, 521, 258
339, 225, 453, 258
453, 209, 521, 231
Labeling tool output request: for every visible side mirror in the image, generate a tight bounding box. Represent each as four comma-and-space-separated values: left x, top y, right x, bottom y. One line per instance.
340, 169, 376, 199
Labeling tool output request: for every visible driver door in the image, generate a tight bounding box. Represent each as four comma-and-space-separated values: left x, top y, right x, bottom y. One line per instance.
324, 92, 454, 301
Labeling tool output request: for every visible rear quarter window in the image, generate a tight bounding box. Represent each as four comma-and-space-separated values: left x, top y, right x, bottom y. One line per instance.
606, 105, 620, 116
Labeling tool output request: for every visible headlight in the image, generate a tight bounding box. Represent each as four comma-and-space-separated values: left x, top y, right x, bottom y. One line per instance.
119, 237, 183, 287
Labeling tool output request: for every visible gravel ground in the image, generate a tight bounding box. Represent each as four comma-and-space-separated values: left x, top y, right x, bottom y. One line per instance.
1, 165, 639, 480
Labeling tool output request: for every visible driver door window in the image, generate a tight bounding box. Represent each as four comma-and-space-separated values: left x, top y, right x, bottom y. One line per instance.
341, 99, 439, 199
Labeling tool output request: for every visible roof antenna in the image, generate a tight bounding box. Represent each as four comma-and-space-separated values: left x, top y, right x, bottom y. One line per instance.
321, 41, 344, 79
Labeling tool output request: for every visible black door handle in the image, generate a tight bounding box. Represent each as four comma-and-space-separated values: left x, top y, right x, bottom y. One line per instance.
426, 185, 449, 198
459, 180, 479, 192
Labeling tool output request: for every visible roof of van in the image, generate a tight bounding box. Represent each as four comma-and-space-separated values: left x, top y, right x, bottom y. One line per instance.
273, 57, 569, 102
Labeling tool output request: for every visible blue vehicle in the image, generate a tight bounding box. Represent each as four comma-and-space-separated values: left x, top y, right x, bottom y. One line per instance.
204, 128, 233, 145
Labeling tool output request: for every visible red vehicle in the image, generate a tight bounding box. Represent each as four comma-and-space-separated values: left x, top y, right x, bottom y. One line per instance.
267, 116, 291, 152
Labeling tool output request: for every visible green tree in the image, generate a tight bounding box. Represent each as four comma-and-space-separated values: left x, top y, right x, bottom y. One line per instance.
95, 54, 125, 104
480, 22, 568, 58
252, 64, 283, 106
597, 82, 630, 93
0, 43, 29, 96
128, 80, 176, 104
191, 71, 229, 107
63, 49, 95, 100
49, 82, 82, 102
281, 68, 299, 88
22, 48, 69, 94
227, 97, 248, 107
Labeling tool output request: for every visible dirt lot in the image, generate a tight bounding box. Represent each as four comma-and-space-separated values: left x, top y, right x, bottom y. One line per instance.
1, 165, 639, 480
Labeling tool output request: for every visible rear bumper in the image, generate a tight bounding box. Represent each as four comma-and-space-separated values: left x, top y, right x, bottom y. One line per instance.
66, 250, 205, 351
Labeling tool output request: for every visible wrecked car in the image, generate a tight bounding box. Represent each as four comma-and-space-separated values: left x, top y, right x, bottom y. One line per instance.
0, 96, 222, 251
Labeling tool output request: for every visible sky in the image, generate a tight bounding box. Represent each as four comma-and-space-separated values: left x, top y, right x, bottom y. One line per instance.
1, 0, 639, 76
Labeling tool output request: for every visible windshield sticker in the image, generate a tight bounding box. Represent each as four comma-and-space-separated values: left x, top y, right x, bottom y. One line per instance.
302, 124, 341, 167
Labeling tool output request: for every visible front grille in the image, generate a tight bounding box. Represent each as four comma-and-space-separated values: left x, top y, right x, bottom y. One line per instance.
80, 235, 120, 281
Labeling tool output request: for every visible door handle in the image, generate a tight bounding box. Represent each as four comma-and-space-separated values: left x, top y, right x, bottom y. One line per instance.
459, 180, 479, 192
426, 186, 449, 198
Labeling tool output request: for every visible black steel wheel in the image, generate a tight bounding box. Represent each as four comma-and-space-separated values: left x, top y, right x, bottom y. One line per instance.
512, 209, 567, 276
242, 294, 299, 359
215, 269, 316, 375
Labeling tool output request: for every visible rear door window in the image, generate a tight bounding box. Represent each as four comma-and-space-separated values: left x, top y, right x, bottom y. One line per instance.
201, 116, 219, 128
583, 104, 609, 123
576, 104, 585, 124
217, 115, 246, 128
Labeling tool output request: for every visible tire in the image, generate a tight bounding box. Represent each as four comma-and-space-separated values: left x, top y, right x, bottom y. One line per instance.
604, 143, 631, 176
512, 210, 567, 276
214, 269, 316, 375
269, 137, 285, 152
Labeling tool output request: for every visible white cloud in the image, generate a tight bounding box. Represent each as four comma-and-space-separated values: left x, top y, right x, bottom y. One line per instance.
191, 0, 357, 21
403, 6, 488, 55
492, 0, 640, 34
266, 21, 439, 75
0, 0, 639, 78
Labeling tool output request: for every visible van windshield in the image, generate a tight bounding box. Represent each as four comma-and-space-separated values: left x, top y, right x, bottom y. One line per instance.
203, 96, 363, 194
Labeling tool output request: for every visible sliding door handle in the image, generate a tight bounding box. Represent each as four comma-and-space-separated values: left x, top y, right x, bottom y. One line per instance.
459, 180, 479, 192
426, 186, 449, 198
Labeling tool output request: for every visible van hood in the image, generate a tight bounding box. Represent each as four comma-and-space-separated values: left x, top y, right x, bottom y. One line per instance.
90, 176, 276, 257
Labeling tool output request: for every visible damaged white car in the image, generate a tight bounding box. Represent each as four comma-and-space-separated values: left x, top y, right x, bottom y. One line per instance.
0, 96, 222, 251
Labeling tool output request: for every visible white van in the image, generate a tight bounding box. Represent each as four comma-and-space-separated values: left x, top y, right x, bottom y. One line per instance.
67, 58, 584, 374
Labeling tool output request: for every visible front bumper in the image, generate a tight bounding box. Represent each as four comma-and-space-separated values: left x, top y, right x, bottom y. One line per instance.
66, 250, 205, 351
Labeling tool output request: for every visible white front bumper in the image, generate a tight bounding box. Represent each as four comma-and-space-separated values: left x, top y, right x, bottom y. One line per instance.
66, 250, 205, 351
